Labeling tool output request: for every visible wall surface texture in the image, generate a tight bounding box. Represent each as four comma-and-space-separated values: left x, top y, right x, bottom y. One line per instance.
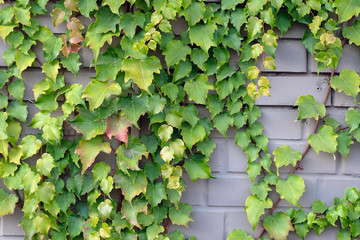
1, 6, 360, 240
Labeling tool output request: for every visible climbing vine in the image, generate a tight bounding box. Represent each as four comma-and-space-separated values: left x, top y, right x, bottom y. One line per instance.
1, 0, 360, 239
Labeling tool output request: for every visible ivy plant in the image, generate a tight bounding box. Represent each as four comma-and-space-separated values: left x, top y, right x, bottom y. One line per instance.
1, 0, 360, 239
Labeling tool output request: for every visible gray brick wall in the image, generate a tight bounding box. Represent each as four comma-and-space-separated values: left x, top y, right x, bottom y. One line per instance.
1, 12, 360, 240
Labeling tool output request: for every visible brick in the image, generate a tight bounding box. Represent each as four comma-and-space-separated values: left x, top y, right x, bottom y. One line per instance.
2, 209, 24, 236
333, 91, 358, 107
274, 22, 307, 39
169, 210, 224, 240
225, 211, 262, 237
259, 108, 302, 140
256, 76, 331, 106
227, 138, 248, 173
318, 178, 360, 205
209, 138, 229, 173
169, 18, 188, 36
208, 177, 251, 206
0, 237, 25, 240
258, 40, 307, 73
0, 40, 10, 67
310, 44, 360, 73
343, 142, 360, 175
180, 174, 207, 206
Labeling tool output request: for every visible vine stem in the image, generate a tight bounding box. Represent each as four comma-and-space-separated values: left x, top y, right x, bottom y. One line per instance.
255, 16, 355, 240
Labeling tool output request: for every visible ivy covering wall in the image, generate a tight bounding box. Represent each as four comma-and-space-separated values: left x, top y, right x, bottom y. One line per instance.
1, 0, 360, 239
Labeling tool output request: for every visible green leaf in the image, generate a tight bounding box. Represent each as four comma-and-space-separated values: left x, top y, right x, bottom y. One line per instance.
180, 105, 199, 127
20, 135, 42, 160
263, 212, 294, 240
247, 161, 262, 182
337, 130, 353, 157
275, 11, 292, 35
61, 53, 82, 77
78, 0, 98, 17
273, 145, 302, 172
85, 23, 117, 62
122, 56, 161, 93
68, 216, 85, 239
83, 80, 121, 111
189, 22, 217, 53
36, 153, 55, 177
119, 11, 145, 39
250, 180, 271, 201
245, 195, 273, 230
347, 110, 360, 134
14, 6, 31, 26
119, 95, 148, 128
302, 29, 318, 56
94, 51, 122, 81
248, 0, 267, 14
184, 153, 212, 182
308, 125, 338, 154
37, 182, 56, 204
15, 51, 35, 76
8, 80, 25, 102
294, 95, 326, 120
311, 200, 328, 214
34, 214, 51, 235
34, 92, 58, 112
98, 199, 113, 219
75, 136, 112, 173
164, 40, 191, 68
65, 84, 85, 107
70, 107, 107, 140
246, 17, 262, 41
94, 6, 120, 33
102, 0, 125, 14
182, 1, 206, 26
92, 162, 111, 183
43, 35, 63, 62
184, 74, 214, 104
169, 203, 193, 227
0, 189, 18, 217
235, 130, 251, 149
146, 224, 164, 240
276, 175, 305, 207
146, 182, 167, 207
181, 122, 206, 149
42, 60, 60, 82
116, 136, 148, 170
338, 229, 351, 240
121, 198, 148, 228
213, 112, 233, 137
331, 69, 360, 101
221, 0, 244, 10
334, 0, 360, 23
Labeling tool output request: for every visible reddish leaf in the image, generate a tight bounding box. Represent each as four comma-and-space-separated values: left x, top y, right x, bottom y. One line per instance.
69, 32, 84, 44
67, 17, 83, 32
65, 0, 79, 12
51, 8, 66, 27
106, 115, 131, 146
61, 35, 70, 57
70, 43, 82, 53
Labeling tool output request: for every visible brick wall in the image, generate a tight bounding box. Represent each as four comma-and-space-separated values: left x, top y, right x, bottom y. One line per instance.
1, 5, 360, 240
